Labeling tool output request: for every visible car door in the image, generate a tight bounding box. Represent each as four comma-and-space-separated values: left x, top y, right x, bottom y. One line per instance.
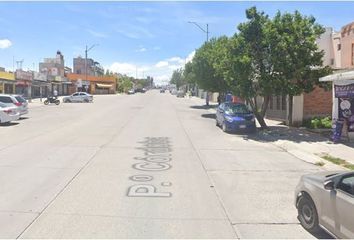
79, 93, 87, 102
71, 93, 80, 102
334, 174, 354, 238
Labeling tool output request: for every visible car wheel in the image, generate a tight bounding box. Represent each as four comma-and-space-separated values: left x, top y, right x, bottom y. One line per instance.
222, 122, 228, 133
84, 98, 89, 103
298, 195, 321, 233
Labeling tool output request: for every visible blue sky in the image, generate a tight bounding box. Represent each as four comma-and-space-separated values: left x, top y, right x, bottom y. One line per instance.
1, 1, 354, 84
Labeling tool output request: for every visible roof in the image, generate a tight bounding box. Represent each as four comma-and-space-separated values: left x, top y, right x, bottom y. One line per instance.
319, 69, 354, 83
66, 73, 115, 83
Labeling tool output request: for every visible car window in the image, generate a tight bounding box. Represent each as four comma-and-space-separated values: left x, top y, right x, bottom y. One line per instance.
226, 104, 251, 115
73, 93, 79, 96
0, 96, 13, 103
0, 102, 7, 108
80, 93, 87, 96
15, 96, 26, 103
337, 175, 354, 196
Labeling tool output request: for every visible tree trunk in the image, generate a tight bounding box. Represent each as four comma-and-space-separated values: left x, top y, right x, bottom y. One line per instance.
248, 96, 268, 129
288, 95, 293, 126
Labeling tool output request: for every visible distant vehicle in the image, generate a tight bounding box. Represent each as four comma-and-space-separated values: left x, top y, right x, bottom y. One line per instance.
171, 89, 177, 95
63, 92, 93, 103
160, 89, 165, 93
0, 102, 20, 124
127, 89, 135, 94
216, 102, 256, 133
44, 96, 60, 105
135, 88, 146, 93
295, 171, 354, 238
0, 94, 28, 116
176, 90, 185, 98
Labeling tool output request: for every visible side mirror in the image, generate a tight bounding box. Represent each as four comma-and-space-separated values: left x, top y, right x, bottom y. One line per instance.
324, 180, 335, 190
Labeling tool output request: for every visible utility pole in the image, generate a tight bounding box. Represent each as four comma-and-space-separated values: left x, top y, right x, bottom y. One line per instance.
188, 21, 209, 42
85, 44, 98, 92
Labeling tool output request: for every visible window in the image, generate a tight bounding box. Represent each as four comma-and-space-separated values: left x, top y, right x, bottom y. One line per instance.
337, 175, 354, 196
0, 96, 13, 103
276, 96, 281, 110
73, 93, 79, 96
337, 44, 341, 51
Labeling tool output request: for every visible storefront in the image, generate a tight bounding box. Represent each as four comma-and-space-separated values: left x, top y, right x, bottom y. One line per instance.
320, 70, 354, 141
32, 72, 50, 98
0, 71, 15, 94
15, 70, 33, 98
66, 73, 116, 95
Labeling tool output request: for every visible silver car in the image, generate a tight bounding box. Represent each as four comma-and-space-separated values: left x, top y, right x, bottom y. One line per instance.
295, 171, 354, 238
63, 92, 93, 103
0, 94, 28, 116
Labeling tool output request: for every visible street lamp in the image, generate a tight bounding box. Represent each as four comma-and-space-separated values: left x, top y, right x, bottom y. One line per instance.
188, 21, 209, 42
85, 44, 99, 91
188, 21, 209, 105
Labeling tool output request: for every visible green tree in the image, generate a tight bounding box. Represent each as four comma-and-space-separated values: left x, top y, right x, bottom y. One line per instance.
170, 68, 185, 89
269, 10, 330, 125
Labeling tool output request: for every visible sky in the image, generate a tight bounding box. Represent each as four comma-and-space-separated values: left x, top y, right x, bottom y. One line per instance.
1, 1, 354, 85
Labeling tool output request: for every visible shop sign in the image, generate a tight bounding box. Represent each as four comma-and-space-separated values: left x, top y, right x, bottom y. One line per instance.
33, 72, 47, 82
15, 70, 33, 81
335, 84, 354, 98
0, 71, 15, 81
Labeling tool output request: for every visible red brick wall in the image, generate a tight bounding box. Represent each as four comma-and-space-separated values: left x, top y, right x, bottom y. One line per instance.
303, 86, 332, 119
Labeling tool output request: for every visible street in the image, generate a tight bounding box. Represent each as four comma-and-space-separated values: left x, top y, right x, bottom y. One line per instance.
0, 91, 331, 238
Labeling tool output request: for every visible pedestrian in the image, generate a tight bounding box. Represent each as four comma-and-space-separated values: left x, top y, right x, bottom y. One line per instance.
217, 94, 221, 105
53, 89, 58, 99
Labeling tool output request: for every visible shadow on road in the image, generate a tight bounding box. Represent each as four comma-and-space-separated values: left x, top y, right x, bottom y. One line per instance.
308, 229, 334, 239
201, 113, 216, 119
190, 104, 218, 110
0, 122, 19, 127
19, 117, 29, 120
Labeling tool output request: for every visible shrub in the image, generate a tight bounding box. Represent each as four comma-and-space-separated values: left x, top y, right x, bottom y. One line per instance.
303, 116, 332, 129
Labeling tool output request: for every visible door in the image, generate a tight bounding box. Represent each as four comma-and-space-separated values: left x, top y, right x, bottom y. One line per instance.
72, 93, 80, 102
335, 174, 354, 238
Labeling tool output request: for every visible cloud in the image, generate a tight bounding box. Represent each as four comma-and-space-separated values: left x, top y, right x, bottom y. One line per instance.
155, 61, 168, 68
186, 50, 195, 63
107, 50, 196, 85
115, 24, 155, 39
0, 39, 12, 49
135, 47, 147, 52
153, 46, 161, 51
87, 29, 108, 38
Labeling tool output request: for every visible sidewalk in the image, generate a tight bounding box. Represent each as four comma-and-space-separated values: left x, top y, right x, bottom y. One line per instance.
188, 96, 354, 170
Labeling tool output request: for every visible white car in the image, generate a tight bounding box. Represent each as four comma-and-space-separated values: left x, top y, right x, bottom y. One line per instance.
63, 92, 93, 103
0, 94, 28, 116
0, 102, 20, 124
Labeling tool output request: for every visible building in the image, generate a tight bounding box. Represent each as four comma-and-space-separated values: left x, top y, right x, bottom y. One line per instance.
32, 72, 50, 98
73, 57, 104, 76
340, 22, 354, 69
15, 69, 33, 98
39, 51, 71, 96
66, 73, 116, 95
0, 69, 15, 94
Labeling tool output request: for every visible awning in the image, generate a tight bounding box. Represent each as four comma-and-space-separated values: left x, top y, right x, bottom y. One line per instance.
96, 83, 112, 88
319, 70, 354, 83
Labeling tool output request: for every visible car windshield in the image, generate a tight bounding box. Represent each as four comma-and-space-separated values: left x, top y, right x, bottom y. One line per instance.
225, 104, 251, 115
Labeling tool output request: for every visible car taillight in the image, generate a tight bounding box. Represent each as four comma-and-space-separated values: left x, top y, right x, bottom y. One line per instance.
15, 102, 22, 107
4, 109, 12, 114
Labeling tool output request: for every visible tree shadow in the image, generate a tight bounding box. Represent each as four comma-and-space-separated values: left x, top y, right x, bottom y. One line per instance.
201, 113, 216, 119
0, 122, 19, 127
19, 117, 29, 120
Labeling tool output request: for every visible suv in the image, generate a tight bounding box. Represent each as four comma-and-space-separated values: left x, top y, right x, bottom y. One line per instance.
0, 94, 28, 116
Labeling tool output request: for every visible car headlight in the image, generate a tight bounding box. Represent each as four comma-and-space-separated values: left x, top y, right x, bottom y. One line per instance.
225, 116, 234, 122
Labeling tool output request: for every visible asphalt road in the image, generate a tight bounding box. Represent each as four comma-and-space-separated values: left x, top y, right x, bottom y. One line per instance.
0, 91, 330, 238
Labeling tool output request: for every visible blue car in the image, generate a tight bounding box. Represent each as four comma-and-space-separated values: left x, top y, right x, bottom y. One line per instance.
216, 102, 256, 133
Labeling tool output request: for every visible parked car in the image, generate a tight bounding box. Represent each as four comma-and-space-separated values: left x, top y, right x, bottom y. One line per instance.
127, 89, 135, 95
63, 92, 93, 103
216, 102, 256, 133
160, 89, 166, 93
135, 88, 146, 93
176, 90, 185, 98
295, 171, 354, 238
0, 102, 20, 124
0, 94, 28, 116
